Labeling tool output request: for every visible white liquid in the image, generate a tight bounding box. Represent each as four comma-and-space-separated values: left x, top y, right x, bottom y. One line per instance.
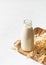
21, 24, 34, 51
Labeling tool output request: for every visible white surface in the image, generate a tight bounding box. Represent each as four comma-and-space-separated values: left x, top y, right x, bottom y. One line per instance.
0, 0, 46, 65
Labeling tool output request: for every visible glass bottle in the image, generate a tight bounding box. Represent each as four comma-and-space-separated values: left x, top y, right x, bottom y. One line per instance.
21, 19, 34, 51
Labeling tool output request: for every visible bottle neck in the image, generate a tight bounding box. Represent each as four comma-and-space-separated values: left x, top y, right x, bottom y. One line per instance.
24, 19, 32, 28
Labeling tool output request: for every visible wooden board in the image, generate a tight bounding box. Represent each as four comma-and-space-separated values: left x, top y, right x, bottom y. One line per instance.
13, 27, 46, 65
14, 27, 46, 56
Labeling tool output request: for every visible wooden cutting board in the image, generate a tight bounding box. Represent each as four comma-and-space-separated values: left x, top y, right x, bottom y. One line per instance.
13, 27, 46, 55
13, 27, 46, 65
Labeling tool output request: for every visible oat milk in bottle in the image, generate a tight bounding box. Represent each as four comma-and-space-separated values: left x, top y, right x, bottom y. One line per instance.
21, 19, 34, 51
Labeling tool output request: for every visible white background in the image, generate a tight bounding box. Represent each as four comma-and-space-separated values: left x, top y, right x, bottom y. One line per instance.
0, 0, 46, 65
